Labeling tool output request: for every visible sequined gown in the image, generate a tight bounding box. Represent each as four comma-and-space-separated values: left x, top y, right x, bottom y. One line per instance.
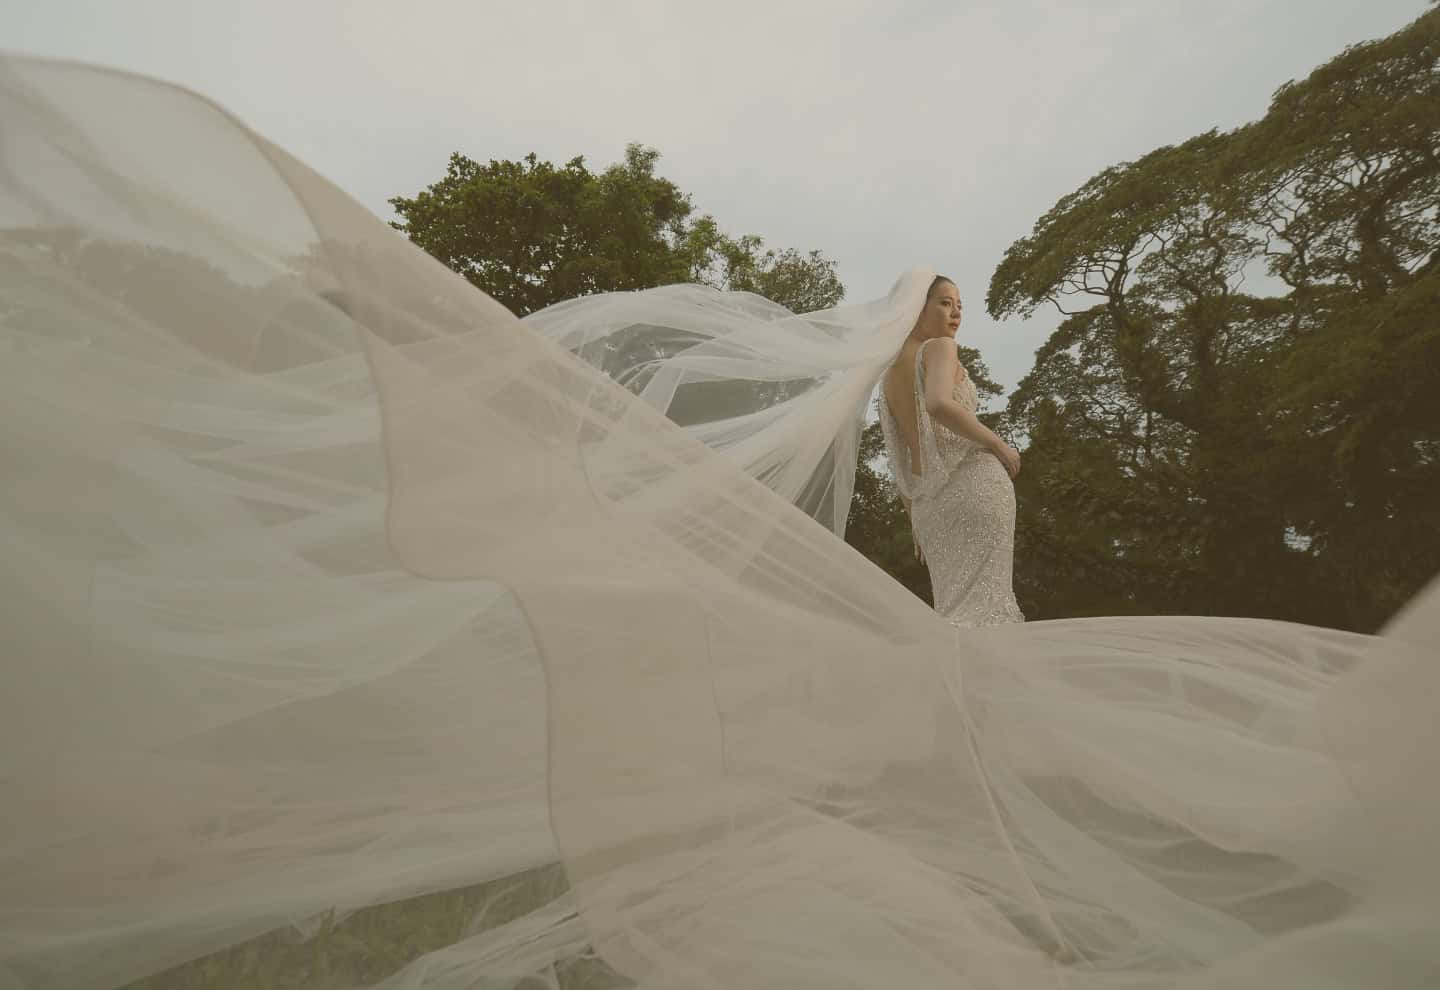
878, 339, 1025, 627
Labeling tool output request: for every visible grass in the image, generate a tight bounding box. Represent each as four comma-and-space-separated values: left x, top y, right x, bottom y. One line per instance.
123, 864, 631, 989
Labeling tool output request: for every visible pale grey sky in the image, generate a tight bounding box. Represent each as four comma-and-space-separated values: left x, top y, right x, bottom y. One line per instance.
5, 0, 1429, 393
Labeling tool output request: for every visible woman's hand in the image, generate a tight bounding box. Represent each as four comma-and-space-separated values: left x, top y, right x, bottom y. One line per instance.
991, 442, 1021, 480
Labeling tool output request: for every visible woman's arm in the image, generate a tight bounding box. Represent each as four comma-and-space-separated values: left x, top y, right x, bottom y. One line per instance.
920, 338, 1005, 452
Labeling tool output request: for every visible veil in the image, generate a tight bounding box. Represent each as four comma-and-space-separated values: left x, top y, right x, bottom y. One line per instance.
2, 55, 1439, 990
519, 271, 935, 537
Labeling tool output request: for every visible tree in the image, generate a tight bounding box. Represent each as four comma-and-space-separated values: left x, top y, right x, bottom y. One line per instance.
390, 144, 695, 315
989, 6, 1440, 630
390, 144, 843, 316
1220, 12, 1440, 630
689, 223, 844, 312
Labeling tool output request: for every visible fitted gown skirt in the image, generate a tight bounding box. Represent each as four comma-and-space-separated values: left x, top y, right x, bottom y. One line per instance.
911, 447, 1026, 627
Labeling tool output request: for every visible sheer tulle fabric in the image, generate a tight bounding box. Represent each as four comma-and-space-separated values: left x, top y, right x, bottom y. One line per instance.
1, 57, 1438, 990
520, 270, 935, 537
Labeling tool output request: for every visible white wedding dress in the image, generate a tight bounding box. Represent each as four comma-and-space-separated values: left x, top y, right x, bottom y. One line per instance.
879, 338, 1026, 626
2, 56, 1439, 990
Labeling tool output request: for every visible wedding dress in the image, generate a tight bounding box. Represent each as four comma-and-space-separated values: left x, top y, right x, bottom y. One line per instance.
879, 338, 1025, 626
3, 56, 1440, 990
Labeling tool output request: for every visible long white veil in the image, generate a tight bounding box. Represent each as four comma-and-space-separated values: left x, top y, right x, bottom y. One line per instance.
2, 56, 1438, 990
520, 271, 935, 537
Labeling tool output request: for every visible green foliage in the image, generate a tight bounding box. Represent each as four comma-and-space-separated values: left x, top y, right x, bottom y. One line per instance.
390, 144, 694, 315
122, 866, 633, 989
694, 225, 845, 312
390, 144, 843, 316
990, 6, 1440, 630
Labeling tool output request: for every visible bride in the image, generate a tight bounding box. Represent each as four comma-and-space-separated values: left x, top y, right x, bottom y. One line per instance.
3, 56, 1439, 990
878, 274, 1026, 626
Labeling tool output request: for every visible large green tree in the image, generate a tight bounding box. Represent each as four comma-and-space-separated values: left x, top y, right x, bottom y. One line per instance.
390, 144, 693, 315
989, 6, 1440, 630
390, 143, 843, 315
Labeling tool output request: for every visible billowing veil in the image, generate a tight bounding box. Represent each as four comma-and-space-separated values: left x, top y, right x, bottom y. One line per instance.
2, 56, 1439, 990
520, 271, 935, 537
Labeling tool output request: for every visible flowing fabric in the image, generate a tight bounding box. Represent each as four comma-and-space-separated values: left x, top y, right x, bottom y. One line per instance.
2, 56, 1439, 990
519, 270, 936, 538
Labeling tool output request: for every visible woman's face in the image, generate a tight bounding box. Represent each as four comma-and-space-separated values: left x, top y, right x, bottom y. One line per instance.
920, 280, 962, 339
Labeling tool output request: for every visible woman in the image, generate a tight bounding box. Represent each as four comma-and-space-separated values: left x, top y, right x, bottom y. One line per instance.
878, 275, 1026, 626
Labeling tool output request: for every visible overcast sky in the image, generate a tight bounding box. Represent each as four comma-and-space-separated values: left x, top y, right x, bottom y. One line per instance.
5, 0, 1429, 393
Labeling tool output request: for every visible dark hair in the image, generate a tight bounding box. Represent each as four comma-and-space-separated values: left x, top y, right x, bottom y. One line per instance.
927, 275, 956, 299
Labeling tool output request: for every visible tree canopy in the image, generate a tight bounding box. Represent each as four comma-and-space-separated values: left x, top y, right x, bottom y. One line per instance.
390, 143, 843, 315
989, 7, 1440, 631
